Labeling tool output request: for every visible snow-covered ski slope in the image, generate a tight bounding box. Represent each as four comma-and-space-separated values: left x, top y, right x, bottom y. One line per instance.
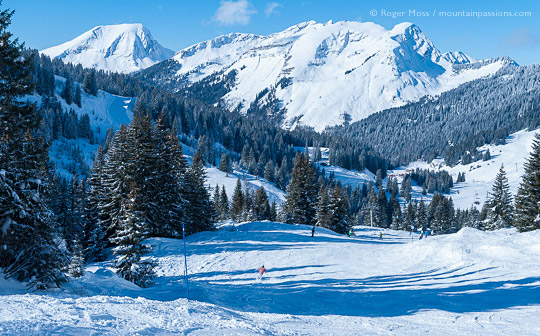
207, 167, 286, 205
181, 143, 286, 204
1, 222, 539, 335
54, 76, 136, 138
301, 128, 539, 210
393, 128, 540, 209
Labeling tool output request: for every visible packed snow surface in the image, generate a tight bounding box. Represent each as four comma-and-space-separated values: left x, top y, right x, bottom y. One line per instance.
171, 20, 510, 130
1, 222, 539, 335
42, 23, 174, 73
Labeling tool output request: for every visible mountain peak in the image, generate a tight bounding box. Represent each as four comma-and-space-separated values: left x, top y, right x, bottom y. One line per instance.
41, 23, 174, 73
142, 20, 511, 131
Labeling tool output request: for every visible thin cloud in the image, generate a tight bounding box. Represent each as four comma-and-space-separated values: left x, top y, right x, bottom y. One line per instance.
265, 2, 283, 17
212, 0, 257, 26
500, 27, 540, 48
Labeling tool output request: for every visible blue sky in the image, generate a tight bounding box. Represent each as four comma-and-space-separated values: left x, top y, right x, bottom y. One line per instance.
5, 0, 539, 65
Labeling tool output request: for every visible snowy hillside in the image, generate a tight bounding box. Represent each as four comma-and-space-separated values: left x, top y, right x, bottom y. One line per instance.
42, 23, 174, 73
151, 20, 512, 131
180, 143, 286, 204
52, 76, 136, 137
1, 222, 539, 334
393, 128, 540, 209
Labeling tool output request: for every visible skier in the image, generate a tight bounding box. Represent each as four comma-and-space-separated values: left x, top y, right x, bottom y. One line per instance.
419, 233, 424, 240
348, 228, 353, 237
379, 232, 383, 240
257, 265, 267, 280
311, 226, 315, 238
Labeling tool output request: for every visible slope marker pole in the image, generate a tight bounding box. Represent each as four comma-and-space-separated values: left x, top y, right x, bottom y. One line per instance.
182, 222, 190, 301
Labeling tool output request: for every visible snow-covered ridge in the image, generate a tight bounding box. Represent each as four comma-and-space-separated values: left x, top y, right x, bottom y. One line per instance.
166, 20, 512, 131
42, 23, 174, 73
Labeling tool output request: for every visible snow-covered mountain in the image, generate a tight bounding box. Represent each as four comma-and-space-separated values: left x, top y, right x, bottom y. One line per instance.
147, 20, 513, 131
42, 23, 174, 73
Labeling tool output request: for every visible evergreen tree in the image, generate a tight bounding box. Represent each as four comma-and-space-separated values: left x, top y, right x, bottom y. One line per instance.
375, 188, 388, 228
68, 239, 84, 278
231, 178, 244, 222
219, 186, 229, 220
111, 190, 156, 287
0, 7, 67, 288
327, 186, 350, 234
375, 169, 383, 188
149, 118, 186, 238
99, 125, 133, 239
484, 164, 513, 230
183, 153, 214, 234
253, 187, 271, 220
284, 153, 319, 225
218, 153, 232, 174
83, 69, 98, 96
61, 74, 74, 105
390, 201, 402, 230
316, 188, 332, 228
264, 160, 275, 183
401, 175, 412, 202
84, 146, 108, 262
270, 201, 278, 222
514, 133, 540, 232
74, 84, 82, 107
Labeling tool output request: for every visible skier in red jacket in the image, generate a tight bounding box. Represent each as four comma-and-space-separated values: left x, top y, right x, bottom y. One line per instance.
257, 265, 267, 280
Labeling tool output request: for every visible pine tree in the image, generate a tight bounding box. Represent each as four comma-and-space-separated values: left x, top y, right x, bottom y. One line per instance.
0, 7, 67, 288
61, 74, 74, 105
484, 164, 513, 230
149, 118, 186, 238
74, 84, 82, 107
375, 188, 388, 228
243, 188, 255, 221
231, 178, 244, 222
253, 187, 271, 220
375, 169, 383, 188
83, 69, 98, 96
401, 175, 412, 202
99, 125, 132, 239
218, 153, 232, 174
514, 133, 540, 232
327, 186, 350, 234
219, 186, 229, 220
183, 153, 214, 234
83, 146, 108, 262
68, 239, 84, 278
269, 201, 277, 221
111, 190, 156, 287
264, 160, 275, 182
284, 153, 319, 225
390, 201, 402, 230
316, 188, 332, 228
